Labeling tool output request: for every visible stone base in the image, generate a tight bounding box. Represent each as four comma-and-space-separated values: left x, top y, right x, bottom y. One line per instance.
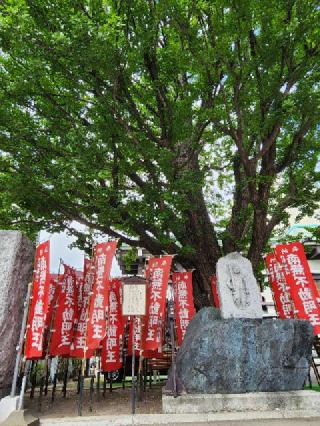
0, 396, 19, 423
162, 390, 320, 414
169, 308, 314, 393
0, 410, 39, 426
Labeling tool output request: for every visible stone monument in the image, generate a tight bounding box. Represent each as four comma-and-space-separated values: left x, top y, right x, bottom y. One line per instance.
0, 231, 34, 397
163, 252, 318, 416
216, 252, 263, 319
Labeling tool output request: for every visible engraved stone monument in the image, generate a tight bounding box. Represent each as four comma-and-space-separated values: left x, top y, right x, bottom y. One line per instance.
216, 252, 263, 319
164, 253, 316, 415
0, 231, 34, 397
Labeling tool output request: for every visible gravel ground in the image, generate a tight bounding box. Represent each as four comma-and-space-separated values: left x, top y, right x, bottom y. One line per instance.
24, 382, 163, 419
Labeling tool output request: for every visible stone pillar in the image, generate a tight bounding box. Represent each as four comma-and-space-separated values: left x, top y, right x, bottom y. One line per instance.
0, 231, 35, 397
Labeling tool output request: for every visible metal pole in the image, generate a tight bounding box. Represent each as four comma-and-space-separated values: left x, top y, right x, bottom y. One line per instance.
78, 374, 84, 416
18, 360, 31, 410
29, 361, 37, 399
78, 358, 85, 416
51, 372, 57, 403
137, 354, 143, 401
109, 374, 113, 393
38, 358, 47, 411
103, 372, 107, 398
44, 357, 50, 396
89, 375, 94, 412
11, 283, 33, 397
143, 358, 147, 392
77, 368, 81, 394
122, 350, 127, 390
62, 358, 68, 397
96, 369, 101, 395
131, 316, 136, 415
170, 310, 177, 397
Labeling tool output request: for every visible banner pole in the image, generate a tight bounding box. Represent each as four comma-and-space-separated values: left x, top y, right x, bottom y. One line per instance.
96, 356, 101, 394
89, 373, 94, 412
169, 298, 177, 397
102, 372, 107, 397
122, 323, 129, 390
38, 357, 47, 411
78, 248, 96, 416
109, 373, 113, 393
44, 357, 50, 395
18, 360, 31, 410
78, 358, 85, 416
11, 282, 33, 397
137, 352, 144, 401
62, 358, 69, 397
51, 370, 57, 403
131, 315, 136, 415
29, 361, 36, 399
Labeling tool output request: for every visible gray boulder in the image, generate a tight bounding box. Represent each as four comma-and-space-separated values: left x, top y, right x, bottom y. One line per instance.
170, 307, 314, 394
0, 231, 34, 397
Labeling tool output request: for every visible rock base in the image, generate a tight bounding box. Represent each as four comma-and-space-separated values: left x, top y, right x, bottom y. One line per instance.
167, 307, 314, 394
162, 390, 320, 414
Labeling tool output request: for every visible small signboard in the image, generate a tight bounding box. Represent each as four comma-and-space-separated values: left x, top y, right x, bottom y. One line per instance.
122, 283, 146, 316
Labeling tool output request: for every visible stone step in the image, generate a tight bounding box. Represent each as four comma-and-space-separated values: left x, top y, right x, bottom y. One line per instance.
39, 410, 320, 426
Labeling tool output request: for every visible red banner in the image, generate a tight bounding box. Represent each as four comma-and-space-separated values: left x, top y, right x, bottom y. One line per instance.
70, 259, 95, 358
44, 276, 59, 332
210, 275, 220, 308
75, 271, 84, 318
101, 279, 124, 371
41, 275, 59, 356
172, 271, 196, 346
49, 265, 77, 356
86, 241, 118, 350
128, 317, 144, 356
275, 242, 320, 334
265, 253, 294, 319
25, 241, 50, 359
142, 256, 173, 352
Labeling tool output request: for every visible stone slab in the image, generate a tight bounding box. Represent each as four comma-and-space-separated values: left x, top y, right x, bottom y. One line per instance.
162, 390, 320, 414
216, 252, 263, 319
39, 410, 320, 426
0, 409, 39, 426
0, 396, 19, 423
167, 308, 313, 393
0, 231, 34, 397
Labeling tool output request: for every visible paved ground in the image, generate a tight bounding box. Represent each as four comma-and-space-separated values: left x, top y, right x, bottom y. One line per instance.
173, 420, 320, 426
40, 412, 320, 426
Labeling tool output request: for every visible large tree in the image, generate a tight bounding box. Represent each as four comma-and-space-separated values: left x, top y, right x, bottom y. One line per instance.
0, 0, 319, 307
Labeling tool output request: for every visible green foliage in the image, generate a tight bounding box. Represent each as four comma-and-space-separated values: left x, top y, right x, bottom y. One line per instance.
123, 247, 138, 271
0, 0, 319, 286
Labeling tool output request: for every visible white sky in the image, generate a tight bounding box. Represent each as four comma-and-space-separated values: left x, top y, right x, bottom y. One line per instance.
39, 228, 122, 276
